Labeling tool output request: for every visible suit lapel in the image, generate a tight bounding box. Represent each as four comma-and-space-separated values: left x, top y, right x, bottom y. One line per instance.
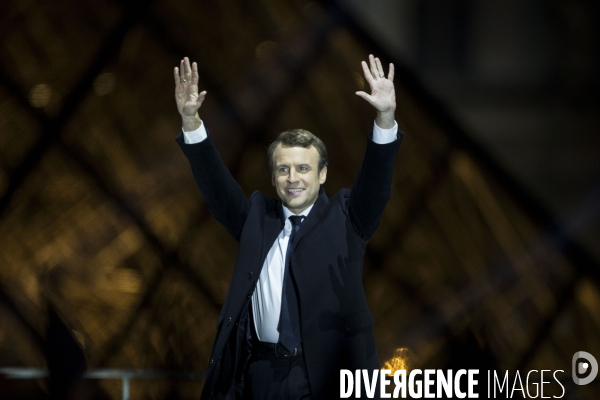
261, 203, 284, 263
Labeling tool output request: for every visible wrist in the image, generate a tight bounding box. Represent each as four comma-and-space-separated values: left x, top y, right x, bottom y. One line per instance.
182, 114, 202, 132
375, 111, 395, 129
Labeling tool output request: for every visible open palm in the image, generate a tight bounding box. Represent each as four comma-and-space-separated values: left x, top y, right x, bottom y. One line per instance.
355, 55, 396, 113
174, 57, 206, 117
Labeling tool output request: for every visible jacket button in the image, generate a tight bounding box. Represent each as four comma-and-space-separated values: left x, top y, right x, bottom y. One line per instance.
247, 294, 251, 299
210, 359, 214, 366
248, 272, 253, 280
227, 317, 232, 326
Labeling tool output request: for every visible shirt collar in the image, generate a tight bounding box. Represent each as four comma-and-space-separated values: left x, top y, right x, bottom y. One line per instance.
282, 203, 314, 221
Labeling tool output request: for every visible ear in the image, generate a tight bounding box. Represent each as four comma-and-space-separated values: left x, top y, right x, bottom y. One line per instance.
271, 172, 276, 187
319, 166, 327, 184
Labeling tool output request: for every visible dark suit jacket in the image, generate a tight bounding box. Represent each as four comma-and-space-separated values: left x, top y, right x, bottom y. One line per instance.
176, 128, 402, 399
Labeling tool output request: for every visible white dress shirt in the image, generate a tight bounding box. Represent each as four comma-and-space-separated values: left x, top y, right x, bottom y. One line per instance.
251, 206, 311, 342
182, 120, 398, 342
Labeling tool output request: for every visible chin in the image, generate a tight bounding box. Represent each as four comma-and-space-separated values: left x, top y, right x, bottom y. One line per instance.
287, 201, 303, 210
286, 199, 304, 210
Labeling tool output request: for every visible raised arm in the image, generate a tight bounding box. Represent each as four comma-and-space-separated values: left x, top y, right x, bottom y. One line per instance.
349, 55, 402, 239
174, 57, 249, 241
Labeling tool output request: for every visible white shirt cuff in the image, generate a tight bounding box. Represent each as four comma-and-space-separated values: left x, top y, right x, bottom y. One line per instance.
182, 122, 208, 144
372, 120, 398, 144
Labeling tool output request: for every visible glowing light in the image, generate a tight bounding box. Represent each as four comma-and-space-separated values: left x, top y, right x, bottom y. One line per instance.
93, 72, 116, 96
29, 84, 52, 107
382, 348, 410, 375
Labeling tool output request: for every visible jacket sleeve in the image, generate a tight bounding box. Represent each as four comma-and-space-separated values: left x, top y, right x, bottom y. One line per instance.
348, 129, 403, 240
176, 129, 249, 241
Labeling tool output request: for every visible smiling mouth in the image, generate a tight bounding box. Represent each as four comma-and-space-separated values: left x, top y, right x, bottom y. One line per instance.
286, 188, 305, 195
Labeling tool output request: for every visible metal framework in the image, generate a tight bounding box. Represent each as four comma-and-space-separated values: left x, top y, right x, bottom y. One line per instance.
0, 0, 598, 398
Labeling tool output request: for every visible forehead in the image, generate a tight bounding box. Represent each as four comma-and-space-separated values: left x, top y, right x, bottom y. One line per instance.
272, 144, 319, 165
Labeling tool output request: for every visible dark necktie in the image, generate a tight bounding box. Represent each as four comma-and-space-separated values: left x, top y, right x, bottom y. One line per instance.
278, 215, 303, 351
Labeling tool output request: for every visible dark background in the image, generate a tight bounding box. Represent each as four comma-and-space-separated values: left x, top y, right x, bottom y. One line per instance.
0, 0, 598, 398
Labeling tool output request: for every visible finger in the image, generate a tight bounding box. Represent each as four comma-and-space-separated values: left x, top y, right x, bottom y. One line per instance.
174, 67, 180, 86
179, 59, 185, 81
181, 57, 192, 82
183, 57, 192, 79
361, 61, 374, 84
375, 57, 385, 78
388, 63, 394, 82
192, 62, 199, 86
355, 91, 374, 103
369, 54, 378, 79
193, 91, 207, 110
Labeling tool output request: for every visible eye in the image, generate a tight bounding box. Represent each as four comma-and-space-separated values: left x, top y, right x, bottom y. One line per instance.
278, 167, 289, 173
299, 166, 308, 171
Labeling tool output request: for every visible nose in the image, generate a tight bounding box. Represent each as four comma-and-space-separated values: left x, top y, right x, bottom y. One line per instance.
287, 169, 297, 183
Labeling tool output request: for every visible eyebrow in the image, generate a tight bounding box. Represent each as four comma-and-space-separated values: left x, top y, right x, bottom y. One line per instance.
276, 163, 312, 168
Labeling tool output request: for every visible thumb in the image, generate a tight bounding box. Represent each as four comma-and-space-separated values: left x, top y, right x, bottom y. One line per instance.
190, 90, 207, 104
355, 91, 373, 103
196, 91, 207, 107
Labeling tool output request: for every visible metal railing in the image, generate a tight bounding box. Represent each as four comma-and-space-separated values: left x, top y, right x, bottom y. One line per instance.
0, 368, 205, 400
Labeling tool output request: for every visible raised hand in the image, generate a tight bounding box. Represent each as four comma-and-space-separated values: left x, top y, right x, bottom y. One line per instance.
174, 57, 206, 131
355, 55, 396, 128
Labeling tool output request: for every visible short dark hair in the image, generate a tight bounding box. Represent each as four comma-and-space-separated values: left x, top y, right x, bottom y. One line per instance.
267, 129, 328, 173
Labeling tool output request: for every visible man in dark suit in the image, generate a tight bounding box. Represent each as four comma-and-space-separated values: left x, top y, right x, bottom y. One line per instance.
174, 55, 402, 400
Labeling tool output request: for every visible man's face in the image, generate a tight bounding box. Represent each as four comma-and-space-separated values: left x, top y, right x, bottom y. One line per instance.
271, 144, 327, 214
